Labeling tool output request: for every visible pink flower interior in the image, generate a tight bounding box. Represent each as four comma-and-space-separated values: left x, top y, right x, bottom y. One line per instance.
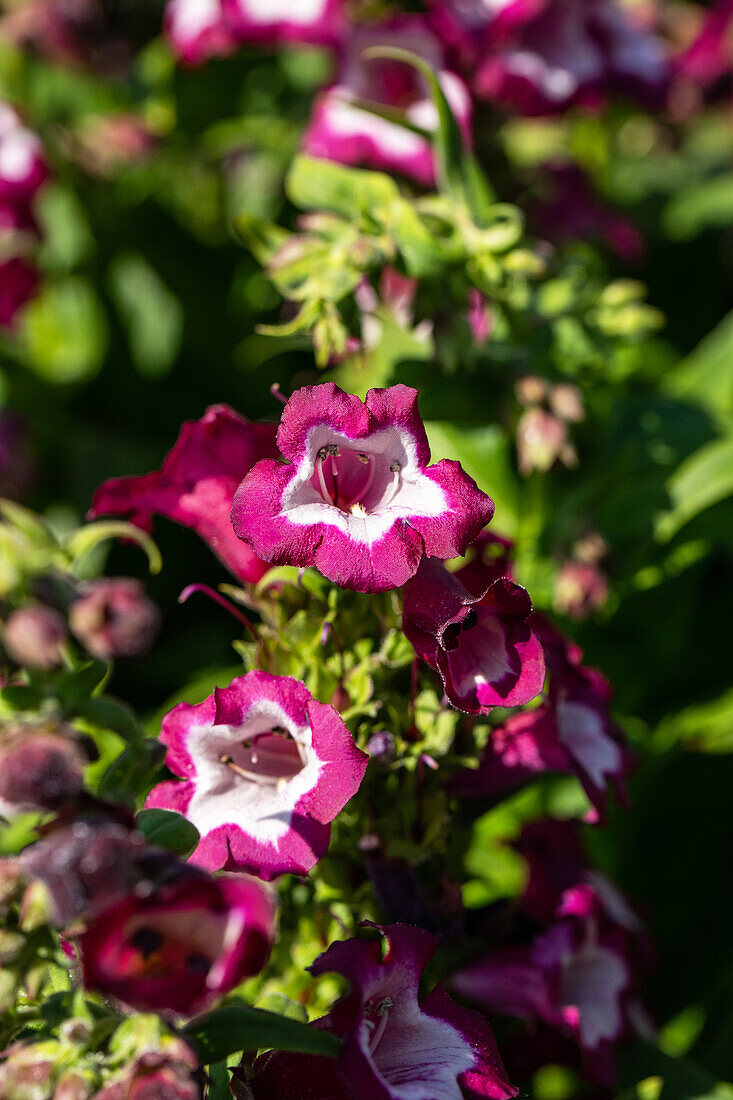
114, 905, 225, 984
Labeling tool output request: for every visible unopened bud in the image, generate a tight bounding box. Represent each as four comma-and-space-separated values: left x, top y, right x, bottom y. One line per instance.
515, 376, 548, 408
3, 605, 67, 669
53, 1071, 93, 1100
366, 731, 395, 766
0, 730, 84, 815
0, 1041, 57, 1100
554, 560, 609, 620
69, 578, 160, 661
549, 383, 585, 423
516, 409, 567, 475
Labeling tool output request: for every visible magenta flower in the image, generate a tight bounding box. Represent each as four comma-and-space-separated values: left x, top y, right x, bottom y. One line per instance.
451, 617, 631, 818
222, 0, 345, 48
303, 17, 472, 187
532, 165, 644, 260
427, 0, 545, 71
251, 923, 518, 1100
164, 0, 236, 65
0, 104, 46, 205
80, 867, 274, 1015
232, 384, 493, 593
473, 0, 669, 115
0, 256, 39, 328
69, 577, 160, 660
403, 558, 545, 714
146, 671, 368, 880
90, 405, 279, 584
674, 0, 733, 97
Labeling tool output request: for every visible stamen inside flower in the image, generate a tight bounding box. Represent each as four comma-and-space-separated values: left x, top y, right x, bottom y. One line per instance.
312, 444, 406, 516
364, 995, 394, 1054
219, 726, 306, 789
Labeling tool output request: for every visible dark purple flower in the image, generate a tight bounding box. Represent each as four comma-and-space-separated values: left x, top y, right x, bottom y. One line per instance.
473, 0, 669, 115
532, 165, 644, 260
3, 605, 67, 669
80, 867, 274, 1015
251, 923, 518, 1100
0, 411, 34, 500
303, 17, 472, 187
222, 0, 345, 48
90, 405, 279, 585
403, 557, 545, 714
232, 384, 494, 593
146, 671, 368, 880
69, 577, 160, 661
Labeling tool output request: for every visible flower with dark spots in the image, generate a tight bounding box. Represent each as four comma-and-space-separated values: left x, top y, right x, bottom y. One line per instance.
250, 923, 518, 1100
90, 405, 279, 584
80, 868, 274, 1015
303, 17, 472, 187
403, 557, 545, 714
145, 671, 368, 880
69, 578, 160, 661
232, 384, 494, 593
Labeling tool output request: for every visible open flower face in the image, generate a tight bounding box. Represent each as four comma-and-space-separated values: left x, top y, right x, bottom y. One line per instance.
303, 18, 472, 186
222, 0, 345, 47
251, 923, 518, 1100
232, 384, 494, 593
80, 870, 274, 1015
90, 405, 278, 584
403, 558, 545, 714
146, 671, 368, 880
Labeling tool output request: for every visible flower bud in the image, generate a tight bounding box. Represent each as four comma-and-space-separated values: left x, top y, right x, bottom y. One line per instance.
516, 408, 567, 475
366, 731, 396, 766
549, 383, 585, 423
53, 1071, 93, 1100
0, 1041, 58, 1100
3, 606, 67, 669
0, 727, 85, 816
554, 560, 609, 620
69, 578, 160, 661
515, 375, 549, 407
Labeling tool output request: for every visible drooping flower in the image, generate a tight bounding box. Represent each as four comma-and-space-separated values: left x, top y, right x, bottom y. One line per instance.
80, 866, 274, 1014
553, 559, 609, 620
0, 722, 86, 818
451, 617, 631, 818
222, 0, 345, 48
2, 604, 67, 669
303, 17, 472, 187
69, 577, 160, 660
472, 0, 669, 116
90, 405, 279, 584
164, 0, 237, 66
250, 923, 518, 1100
403, 557, 545, 714
146, 671, 368, 879
231, 384, 494, 593
451, 826, 648, 1085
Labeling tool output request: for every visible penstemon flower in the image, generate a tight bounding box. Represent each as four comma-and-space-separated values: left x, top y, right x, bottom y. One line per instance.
231, 383, 494, 593
303, 17, 473, 187
90, 405, 279, 584
250, 923, 519, 1100
222, 0, 345, 47
402, 557, 545, 714
164, 0, 236, 66
80, 866, 274, 1015
146, 671, 368, 879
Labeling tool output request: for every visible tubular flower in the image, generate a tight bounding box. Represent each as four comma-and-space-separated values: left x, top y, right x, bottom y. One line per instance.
164, 0, 237, 65
80, 866, 274, 1015
231, 384, 494, 593
145, 671, 368, 879
69, 578, 160, 661
303, 17, 472, 187
0, 104, 46, 205
402, 558, 545, 714
473, 0, 669, 115
251, 923, 518, 1100
222, 0, 345, 48
90, 405, 279, 584
427, 0, 546, 71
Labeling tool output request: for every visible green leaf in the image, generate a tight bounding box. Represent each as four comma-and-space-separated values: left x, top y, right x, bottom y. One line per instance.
617, 1040, 733, 1100
135, 808, 200, 856
656, 434, 733, 541
184, 1003, 341, 1064
65, 521, 162, 575
108, 253, 184, 378
665, 310, 733, 427
654, 688, 733, 754
0, 685, 45, 712
71, 697, 142, 742
206, 1062, 232, 1100
286, 155, 398, 220
56, 661, 109, 706
98, 739, 166, 804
